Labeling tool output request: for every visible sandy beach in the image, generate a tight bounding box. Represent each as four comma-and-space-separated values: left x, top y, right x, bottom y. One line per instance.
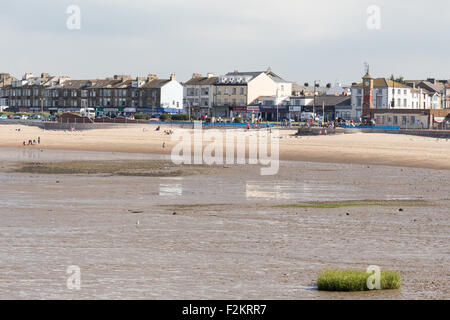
1, 124, 450, 170
0, 124, 449, 299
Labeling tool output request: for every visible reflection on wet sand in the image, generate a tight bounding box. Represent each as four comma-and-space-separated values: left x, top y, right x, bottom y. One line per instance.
159, 177, 183, 197
245, 181, 359, 201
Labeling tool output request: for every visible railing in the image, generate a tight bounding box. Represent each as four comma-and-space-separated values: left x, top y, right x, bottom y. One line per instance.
148, 121, 274, 127
342, 125, 401, 130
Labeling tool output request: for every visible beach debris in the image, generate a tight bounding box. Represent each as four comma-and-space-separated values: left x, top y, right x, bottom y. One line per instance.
346, 212, 350, 216
136, 220, 140, 226
128, 210, 143, 214
398, 208, 404, 212
56, 180, 60, 183
172, 212, 177, 215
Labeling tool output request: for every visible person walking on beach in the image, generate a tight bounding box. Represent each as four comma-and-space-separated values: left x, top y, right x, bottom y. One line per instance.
38, 137, 40, 144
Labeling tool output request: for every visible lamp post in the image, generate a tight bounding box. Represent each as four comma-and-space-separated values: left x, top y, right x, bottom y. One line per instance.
313, 80, 320, 126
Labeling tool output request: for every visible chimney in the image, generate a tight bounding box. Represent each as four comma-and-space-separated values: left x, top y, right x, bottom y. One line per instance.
234, 69, 239, 73
206, 73, 214, 78
170, 73, 176, 81
147, 74, 158, 81
41, 73, 49, 78
192, 73, 202, 78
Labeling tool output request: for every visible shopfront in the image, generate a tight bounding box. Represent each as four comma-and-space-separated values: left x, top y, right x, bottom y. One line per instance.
260, 105, 288, 121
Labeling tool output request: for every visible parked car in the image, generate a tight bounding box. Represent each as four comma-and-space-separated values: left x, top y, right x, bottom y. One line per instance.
0, 115, 7, 120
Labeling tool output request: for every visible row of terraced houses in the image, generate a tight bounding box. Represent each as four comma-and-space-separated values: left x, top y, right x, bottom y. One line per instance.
1, 68, 449, 128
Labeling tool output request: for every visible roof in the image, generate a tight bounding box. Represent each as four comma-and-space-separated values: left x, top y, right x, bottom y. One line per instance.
111, 80, 133, 89
225, 71, 264, 78
415, 81, 442, 93
58, 80, 91, 89
87, 79, 122, 89
141, 79, 171, 88
353, 78, 411, 89
184, 76, 219, 86
304, 95, 351, 106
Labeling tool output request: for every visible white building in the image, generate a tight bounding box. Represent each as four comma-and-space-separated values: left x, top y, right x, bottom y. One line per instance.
326, 83, 351, 96
141, 74, 184, 112
213, 68, 292, 117
350, 78, 436, 120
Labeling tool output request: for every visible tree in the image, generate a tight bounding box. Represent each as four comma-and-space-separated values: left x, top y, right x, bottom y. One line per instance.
389, 74, 406, 84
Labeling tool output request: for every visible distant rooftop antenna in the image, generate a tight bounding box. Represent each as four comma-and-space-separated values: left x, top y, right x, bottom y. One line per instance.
364, 62, 370, 75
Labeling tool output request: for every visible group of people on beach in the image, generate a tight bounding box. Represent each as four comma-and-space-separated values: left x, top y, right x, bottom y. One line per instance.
22, 137, 40, 146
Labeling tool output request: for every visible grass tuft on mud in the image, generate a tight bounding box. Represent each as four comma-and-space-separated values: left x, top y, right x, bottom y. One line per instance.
317, 269, 401, 292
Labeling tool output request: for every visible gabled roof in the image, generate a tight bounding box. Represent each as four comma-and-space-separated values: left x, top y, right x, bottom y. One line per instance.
415, 81, 442, 93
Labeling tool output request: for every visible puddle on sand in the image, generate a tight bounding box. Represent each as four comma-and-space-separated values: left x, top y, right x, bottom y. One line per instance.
245, 181, 360, 201
159, 177, 183, 197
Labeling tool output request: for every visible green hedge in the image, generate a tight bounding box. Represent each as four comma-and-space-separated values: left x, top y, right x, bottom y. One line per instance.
171, 114, 190, 121
134, 113, 149, 120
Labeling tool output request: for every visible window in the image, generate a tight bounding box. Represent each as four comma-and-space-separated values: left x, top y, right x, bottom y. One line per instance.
376, 96, 382, 108
411, 116, 415, 124
403, 99, 407, 107
402, 116, 407, 124
393, 116, 398, 124
224, 88, 229, 95
240, 88, 244, 95
356, 96, 362, 106
217, 88, 221, 95
232, 88, 236, 94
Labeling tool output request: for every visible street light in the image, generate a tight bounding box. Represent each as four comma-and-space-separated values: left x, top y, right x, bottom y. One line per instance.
313, 80, 320, 125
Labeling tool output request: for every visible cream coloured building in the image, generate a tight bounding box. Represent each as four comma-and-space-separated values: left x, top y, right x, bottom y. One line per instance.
213, 68, 291, 117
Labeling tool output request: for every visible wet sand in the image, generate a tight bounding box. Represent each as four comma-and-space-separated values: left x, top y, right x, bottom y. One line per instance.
0, 148, 449, 299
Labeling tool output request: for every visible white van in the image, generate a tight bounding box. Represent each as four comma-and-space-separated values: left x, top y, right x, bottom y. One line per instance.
80, 108, 95, 118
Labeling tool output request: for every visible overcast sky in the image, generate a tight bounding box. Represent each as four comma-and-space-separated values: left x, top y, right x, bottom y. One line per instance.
1, 0, 449, 84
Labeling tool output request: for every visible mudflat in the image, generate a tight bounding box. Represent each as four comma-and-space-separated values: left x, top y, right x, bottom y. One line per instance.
0, 147, 448, 299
